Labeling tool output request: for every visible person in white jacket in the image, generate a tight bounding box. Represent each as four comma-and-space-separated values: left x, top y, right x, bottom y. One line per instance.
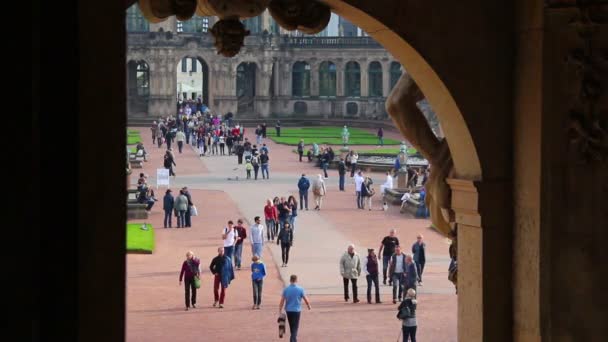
381, 171, 394, 194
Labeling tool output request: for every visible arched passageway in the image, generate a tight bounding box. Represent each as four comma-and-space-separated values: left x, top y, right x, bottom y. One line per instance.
126, 60, 150, 115
176, 56, 209, 107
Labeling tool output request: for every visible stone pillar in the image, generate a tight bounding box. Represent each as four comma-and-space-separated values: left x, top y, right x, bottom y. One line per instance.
150, 17, 176, 32
273, 60, 280, 97
382, 61, 390, 96
360, 60, 368, 97
256, 61, 273, 117
447, 178, 513, 342
336, 62, 344, 96
311, 62, 320, 96
281, 61, 292, 96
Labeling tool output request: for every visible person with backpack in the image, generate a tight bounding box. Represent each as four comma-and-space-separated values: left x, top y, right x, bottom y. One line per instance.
397, 288, 418, 341
245, 159, 253, 179
297, 174, 310, 210
312, 174, 327, 210
179, 251, 200, 311
260, 150, 270, 179
251, 152, 260, 180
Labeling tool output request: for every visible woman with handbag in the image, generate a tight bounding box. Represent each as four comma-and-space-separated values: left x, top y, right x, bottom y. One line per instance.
179, 251, 200, 311
397, 288, 418, 341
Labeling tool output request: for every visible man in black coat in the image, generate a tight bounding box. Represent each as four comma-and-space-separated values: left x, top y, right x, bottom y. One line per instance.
411, 234, 426, 285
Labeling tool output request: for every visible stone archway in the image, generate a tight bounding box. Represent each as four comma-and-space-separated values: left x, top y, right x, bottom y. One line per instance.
175, 55, 210, 107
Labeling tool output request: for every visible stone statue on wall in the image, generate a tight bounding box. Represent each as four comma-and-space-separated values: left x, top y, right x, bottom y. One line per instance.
386, 72, 454, 238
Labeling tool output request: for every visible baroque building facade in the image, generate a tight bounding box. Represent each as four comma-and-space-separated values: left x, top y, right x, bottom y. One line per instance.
126, 5, 401, 120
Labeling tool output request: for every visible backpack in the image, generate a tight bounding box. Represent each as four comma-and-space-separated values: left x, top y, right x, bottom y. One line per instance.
396, 300, 413, 320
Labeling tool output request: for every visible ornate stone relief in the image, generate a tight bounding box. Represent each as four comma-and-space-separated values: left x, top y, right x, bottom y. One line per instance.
548, 0, 608, 162
137, 0, 330, 57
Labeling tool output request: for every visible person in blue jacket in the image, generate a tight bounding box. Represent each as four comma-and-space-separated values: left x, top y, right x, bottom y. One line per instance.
250, 255, 267, 310
297, 174, 310, 211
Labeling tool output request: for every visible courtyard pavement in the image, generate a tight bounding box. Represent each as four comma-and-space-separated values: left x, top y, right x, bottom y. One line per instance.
126, 126, 456, 341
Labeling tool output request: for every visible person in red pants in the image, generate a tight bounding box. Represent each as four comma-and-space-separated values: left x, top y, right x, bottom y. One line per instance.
209, 247, 233, 308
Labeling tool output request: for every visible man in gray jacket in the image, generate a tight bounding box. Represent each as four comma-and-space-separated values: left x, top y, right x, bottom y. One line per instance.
340, 244, 361, 303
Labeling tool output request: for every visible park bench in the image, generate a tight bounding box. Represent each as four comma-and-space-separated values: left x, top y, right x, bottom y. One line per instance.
127, 203, 148, 219
129, 155, 144, 169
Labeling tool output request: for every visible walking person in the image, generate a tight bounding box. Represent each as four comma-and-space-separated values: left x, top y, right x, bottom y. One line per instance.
156, 126, 163, 148
354, 171, 365, 209
236, 142, 245, 164
209, 247, 234, 308
312, 174, 327, 210
219, 135, 226, 155
320, 149, 330, 178
163, 149, 176, 177
162, 189, 174, 228
404, 254, 419, 294
363, 248, 381, 304
251, 255, 266, 309
378, 229, 400, 285
277, 197, 292, 232
338, 157, 346, 191
260, 150, 270, 179
222, 220, 238, 259
264, 199, 278, 241
279, 275, 312, 342
245, 158, 253, 179
174, 189, 189, 228
340, 244, 361, 303
287, 196, 298, 233
377, 127, 384, 146
252, 152, 260, 180
176, 129, 186, 153
297, 139, 305, 162
234, 219, 247, 270
397, 289, 418, 342
151, 121, 158, 145
165, 129, 173, 150
182, 187, 193, 228
179, 251, 200, 311
250, 216, 265, 258
297, 174, 310, 210
350, 151, 359, 177
277, 222, 294, 267
388, 246, 407, 303
411, 234, 426, 285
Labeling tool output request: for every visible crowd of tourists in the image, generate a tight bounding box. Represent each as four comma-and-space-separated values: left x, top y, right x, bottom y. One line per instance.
130, 102, 436, 341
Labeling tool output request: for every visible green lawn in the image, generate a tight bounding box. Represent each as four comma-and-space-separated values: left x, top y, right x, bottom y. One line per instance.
127, 223, 155, 254
267, 127, 401, 146
127, 129, 142, 145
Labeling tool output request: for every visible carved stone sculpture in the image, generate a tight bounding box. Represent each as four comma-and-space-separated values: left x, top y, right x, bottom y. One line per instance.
137, 0, 331, 56
268, 0, 331, 34
209, 19, 250, 57
386, 72, 454, 237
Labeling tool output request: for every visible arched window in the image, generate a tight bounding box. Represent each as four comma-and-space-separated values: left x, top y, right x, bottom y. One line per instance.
390, 62, 402, 90
292, 62, 311, 97
319, 61, 337, 97
136, 61, 150, 97
368, 61, 383, 97
178, 16, 210, 33
345, 61, 361, 97
126, 4, 149, 32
